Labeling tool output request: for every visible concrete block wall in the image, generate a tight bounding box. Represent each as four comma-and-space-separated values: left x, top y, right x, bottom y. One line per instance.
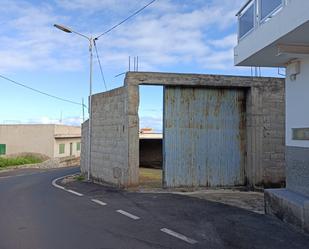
261, 82, 286, 186
80, 120, 88, 175
125, 72, 285, 188
246, 81, 286, 187
81, 86, 139, 187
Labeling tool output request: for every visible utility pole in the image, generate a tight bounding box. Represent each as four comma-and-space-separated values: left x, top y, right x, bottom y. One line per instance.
54, 24, 94, 181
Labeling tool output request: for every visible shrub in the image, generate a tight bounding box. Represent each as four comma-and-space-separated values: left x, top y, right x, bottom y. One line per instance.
0, 155, 43, 168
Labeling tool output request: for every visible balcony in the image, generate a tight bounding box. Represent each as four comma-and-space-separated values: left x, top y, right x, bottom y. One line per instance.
234, 0, 309, 67
237, 0, 285, 41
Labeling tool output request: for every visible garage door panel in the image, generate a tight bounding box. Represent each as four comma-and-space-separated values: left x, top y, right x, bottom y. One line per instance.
163, 87, 246, 188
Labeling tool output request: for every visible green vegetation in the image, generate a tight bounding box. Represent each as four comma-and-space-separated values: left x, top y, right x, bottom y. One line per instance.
0, 155, 43, 168
74, 175, 85, 181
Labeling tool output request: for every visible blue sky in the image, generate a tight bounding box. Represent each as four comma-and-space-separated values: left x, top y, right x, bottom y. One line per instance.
0, 0, 280, 131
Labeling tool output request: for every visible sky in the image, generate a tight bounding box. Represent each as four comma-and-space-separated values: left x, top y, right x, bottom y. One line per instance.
0, 0, 281, 131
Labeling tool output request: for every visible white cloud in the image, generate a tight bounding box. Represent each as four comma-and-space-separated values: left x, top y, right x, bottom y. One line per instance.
0, 1, 86, 72
209, 34, 238, 49
25, 116, 82, 126
91, 0, 244, 71
56, 0, 129, 10
0, 0, 245, 73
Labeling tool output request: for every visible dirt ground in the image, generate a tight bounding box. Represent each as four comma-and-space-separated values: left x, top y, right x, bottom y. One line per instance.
139, 167, 162, 189
177, 190, 264, 214
139, 167, 264, 214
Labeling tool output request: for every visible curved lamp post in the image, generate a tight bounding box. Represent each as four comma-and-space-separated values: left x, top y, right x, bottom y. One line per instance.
54, 24, 93, 181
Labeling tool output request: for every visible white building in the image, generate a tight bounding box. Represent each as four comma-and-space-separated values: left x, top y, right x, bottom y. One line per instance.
234, 0, 309, 233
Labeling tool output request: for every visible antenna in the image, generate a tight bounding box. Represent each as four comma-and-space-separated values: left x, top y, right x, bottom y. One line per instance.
129, 56, 131, 71
127, 56, 140, 72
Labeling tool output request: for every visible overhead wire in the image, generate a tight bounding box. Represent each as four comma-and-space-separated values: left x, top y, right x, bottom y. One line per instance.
95, 0, 157, 40
92, 1, 157, 89
93, 40, 108, 91
0, 1, 157, 112
0, 74, 87, 108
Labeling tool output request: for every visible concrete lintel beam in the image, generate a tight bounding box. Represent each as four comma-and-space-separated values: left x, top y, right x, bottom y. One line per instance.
277, 44, 309, 56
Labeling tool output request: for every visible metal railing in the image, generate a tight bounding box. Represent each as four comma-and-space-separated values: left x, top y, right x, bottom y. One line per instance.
237, 0, 286, 40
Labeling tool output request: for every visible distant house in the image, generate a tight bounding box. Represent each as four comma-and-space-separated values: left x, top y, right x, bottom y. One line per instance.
0, 124, 81, 158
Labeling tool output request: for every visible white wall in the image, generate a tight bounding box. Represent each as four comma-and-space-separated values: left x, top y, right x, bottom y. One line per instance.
53, 138, 81, 158
286, 57, 309, 147
234, 0, 309, 66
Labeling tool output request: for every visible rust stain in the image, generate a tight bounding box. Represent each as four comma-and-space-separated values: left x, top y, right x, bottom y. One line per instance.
164, 86, 246, 188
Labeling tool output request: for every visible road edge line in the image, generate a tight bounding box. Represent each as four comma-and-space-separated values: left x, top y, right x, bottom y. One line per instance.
51, 173, 83, 197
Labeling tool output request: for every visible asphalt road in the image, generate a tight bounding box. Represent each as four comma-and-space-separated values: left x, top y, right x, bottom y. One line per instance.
0, 167, 309, 249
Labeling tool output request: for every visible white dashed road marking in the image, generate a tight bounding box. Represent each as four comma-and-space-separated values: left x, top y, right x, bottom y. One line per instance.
116, 210, 140, 220
160, 228, 198, 245
91, 199, 107, 206
67, 189, 84, 196
52, 174, 198, 246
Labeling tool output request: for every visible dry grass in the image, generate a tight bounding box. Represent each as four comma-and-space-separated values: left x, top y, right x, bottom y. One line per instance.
139, 167, 162, 189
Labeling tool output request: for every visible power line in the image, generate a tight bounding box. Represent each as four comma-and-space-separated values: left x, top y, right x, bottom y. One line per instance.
93, 40, 108, 91
90, 0, 156, 90
0, 74, 86, 108
95, 0, 157, 40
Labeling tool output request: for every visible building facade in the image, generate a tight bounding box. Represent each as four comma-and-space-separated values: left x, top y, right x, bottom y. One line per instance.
0, 124, 81, 158
234, 0, 309, 232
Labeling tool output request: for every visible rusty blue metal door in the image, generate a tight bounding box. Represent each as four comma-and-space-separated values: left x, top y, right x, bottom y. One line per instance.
163, 86, 246, 188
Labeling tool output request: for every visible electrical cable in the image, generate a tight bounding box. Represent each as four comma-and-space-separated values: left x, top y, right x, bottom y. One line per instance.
91, 1, 156, 89
93, 40, 108, 91
95, 0, 157, 40
0, 74, 87, 108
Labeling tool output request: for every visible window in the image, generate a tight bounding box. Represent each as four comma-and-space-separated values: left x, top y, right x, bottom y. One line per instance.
76, 142, 81, 151
292, 128, 309, 140
0, 144, 6, 155
239, 3, 255, 39
260, 0, 282, 22
59, 144, 65, 154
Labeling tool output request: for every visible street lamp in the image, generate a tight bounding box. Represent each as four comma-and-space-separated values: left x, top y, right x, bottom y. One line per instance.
54, 24, 93, 181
